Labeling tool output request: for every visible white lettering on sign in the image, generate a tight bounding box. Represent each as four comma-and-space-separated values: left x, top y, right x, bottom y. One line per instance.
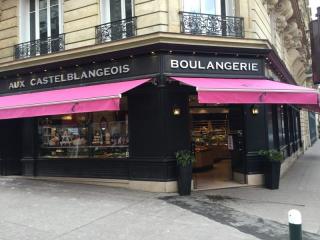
9, 81, 25, 89
171, 60, 179, 68
170, 59, 260, 72
13, 64, 131, 89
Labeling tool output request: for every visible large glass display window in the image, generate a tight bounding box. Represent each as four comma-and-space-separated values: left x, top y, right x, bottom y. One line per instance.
38, 101, 129, 159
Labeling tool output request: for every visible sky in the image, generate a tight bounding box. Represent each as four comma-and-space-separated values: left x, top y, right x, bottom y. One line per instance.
309, 0, 319, 19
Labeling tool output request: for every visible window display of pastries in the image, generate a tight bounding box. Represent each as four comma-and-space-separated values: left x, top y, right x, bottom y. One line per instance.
60, 130, 72, 146
49, 134, 60, 146
92, 131, 102, 145
38, 111, 129, 158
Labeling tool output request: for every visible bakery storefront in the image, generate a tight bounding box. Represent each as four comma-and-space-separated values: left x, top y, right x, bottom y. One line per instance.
0, 52, 318, 191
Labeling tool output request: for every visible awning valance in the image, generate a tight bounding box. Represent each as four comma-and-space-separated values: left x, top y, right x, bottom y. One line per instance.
172, 77, 319, 107
0, 79, 149, 119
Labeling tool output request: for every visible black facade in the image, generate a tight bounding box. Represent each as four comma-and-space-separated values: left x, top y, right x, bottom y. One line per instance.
0, 48, 303, 183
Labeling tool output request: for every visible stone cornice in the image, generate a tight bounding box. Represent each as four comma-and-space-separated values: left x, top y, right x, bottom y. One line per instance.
0, 32, 272, 74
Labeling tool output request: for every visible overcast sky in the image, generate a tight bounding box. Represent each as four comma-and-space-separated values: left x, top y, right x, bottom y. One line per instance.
309, 0, 319, 19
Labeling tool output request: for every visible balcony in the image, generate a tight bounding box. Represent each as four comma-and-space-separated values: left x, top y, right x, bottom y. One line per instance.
96, 17, 137, 44
179, 12, 244, 38
14, 34, 65, 60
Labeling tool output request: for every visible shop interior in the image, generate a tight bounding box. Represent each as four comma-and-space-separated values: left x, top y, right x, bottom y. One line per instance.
189, 95, 244, 190
38, 98, 129, 159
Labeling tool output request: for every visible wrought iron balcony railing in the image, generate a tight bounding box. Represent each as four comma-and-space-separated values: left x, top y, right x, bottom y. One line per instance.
96, 17, 137, 44
14, 34, 65, 60
179, 12, 244, 38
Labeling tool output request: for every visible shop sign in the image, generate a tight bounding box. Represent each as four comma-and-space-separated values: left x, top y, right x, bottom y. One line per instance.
163, 55, 264, 77
1, 55, 160, 94
0, 54, 266, 95
9, 64, 129, 90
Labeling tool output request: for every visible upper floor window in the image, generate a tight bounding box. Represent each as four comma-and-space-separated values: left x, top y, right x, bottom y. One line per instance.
20, 0, 63, 42
180, 0, 243, 38
183, 0, 235, 16
100, 0, 133, 24
16, 0, 64, 59
96, 0, 135, 43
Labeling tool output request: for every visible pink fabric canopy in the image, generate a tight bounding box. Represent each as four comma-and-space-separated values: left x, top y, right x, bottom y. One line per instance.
172, 77, 319, 107
0, 79, 149, 119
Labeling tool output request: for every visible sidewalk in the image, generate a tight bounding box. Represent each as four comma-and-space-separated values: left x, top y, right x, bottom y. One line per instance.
164, 140, 320, 239
0, 177, 259, 240
205, 140, 320, 235
0, 141, 319, 240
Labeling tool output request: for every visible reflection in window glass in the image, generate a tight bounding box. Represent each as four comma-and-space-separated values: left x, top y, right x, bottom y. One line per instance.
183, 0, 234, 15
39, 8, 47, 40
50, 5, 59, 37
29, 0, 36, 41
39, 0, 47, 9
202, 0, 216, 14
30, 12, 36, 41
38, 107, 129, 159
110, 0, 122, 22
125, 0, 132, 19
184, 0, 200, 12
30, 0, 36, 12
50, 0, 58, 6
225, 0, 235, 16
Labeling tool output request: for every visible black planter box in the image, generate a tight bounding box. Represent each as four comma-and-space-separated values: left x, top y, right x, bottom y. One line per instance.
264, 161, 281, 189
177, 164, 192, 195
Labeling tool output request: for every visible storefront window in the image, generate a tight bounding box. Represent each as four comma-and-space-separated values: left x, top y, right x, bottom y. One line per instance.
38, 109, 129, 159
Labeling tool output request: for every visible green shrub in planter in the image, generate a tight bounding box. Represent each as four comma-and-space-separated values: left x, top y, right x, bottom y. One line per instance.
259, 150, 284, 190
175, 150, 195, 196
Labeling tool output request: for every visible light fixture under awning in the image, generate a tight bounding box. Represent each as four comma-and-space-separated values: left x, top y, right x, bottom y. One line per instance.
0, 79, 149, 119
172, 77, 319, 107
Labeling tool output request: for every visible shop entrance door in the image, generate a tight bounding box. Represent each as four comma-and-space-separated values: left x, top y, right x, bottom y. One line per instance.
189, 97, 245, 190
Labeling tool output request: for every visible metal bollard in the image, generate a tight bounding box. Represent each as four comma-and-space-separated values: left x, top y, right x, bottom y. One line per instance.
288, 209, 302, 240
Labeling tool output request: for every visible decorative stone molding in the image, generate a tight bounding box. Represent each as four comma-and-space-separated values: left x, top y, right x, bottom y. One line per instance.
297, 47, 308, 66
275, 0, 293, 20
289, 0, 311, 60
284, 20, 303, 50
275, 15, 287, 32
263, 0, 279, 14
274, 0, 294, 32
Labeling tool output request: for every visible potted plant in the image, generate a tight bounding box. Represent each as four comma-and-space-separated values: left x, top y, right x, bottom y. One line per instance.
175, 150, 195, 196
259, 150, 284, 190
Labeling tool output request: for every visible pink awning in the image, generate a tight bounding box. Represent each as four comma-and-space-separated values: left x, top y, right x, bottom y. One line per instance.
172, 77, 319, 106
0, 79, 149, 119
